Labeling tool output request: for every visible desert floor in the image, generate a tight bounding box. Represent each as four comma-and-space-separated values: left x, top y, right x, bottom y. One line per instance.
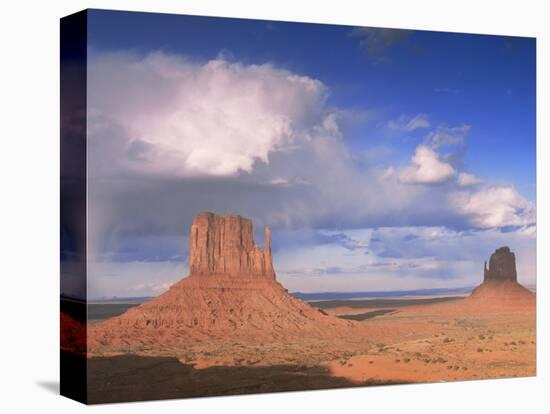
83, 295, 535, 404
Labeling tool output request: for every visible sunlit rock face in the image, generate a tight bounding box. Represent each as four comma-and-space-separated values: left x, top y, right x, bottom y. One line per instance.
189, 212, 275, 279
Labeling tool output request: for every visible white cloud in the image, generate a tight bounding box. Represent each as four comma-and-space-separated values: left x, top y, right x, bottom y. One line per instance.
269, 177, 289, 186
399, 145, 456, 184
457, 172, 481, 187
387, 113, 431, 131
133, 281, 174, 293
426, 124, 471, 148
449, 185, 536, 228
88, 51, 336, 177
381, 165, 395, 179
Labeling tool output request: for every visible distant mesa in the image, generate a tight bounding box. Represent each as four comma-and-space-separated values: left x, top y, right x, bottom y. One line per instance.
468, 246, 534, 308
401, 246, 535, 316
483, 246, 517, 283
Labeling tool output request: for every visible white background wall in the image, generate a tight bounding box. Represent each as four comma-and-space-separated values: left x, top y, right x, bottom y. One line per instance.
0, 0, 548, 412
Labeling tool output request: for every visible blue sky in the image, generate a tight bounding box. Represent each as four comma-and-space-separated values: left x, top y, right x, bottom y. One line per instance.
81, 10, 536, 298
88, 10, 536, 199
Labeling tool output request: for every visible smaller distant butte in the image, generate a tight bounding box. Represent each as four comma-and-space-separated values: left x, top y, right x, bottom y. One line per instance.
483, 246, 518, 283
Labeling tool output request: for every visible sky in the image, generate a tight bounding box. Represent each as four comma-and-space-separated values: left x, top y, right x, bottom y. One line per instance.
79, 9, 536, 299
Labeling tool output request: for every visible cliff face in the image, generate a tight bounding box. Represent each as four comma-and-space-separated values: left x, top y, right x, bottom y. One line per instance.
189, 212, 275, 279
483, 246, 517, 283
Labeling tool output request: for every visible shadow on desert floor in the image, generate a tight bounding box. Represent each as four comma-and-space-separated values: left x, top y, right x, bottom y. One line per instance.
87, 353, 405, 404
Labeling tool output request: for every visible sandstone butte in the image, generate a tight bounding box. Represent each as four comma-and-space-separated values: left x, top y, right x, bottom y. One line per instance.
466, 246, 535, 308
402, 246, 535, 316
88, 212, 359, 352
